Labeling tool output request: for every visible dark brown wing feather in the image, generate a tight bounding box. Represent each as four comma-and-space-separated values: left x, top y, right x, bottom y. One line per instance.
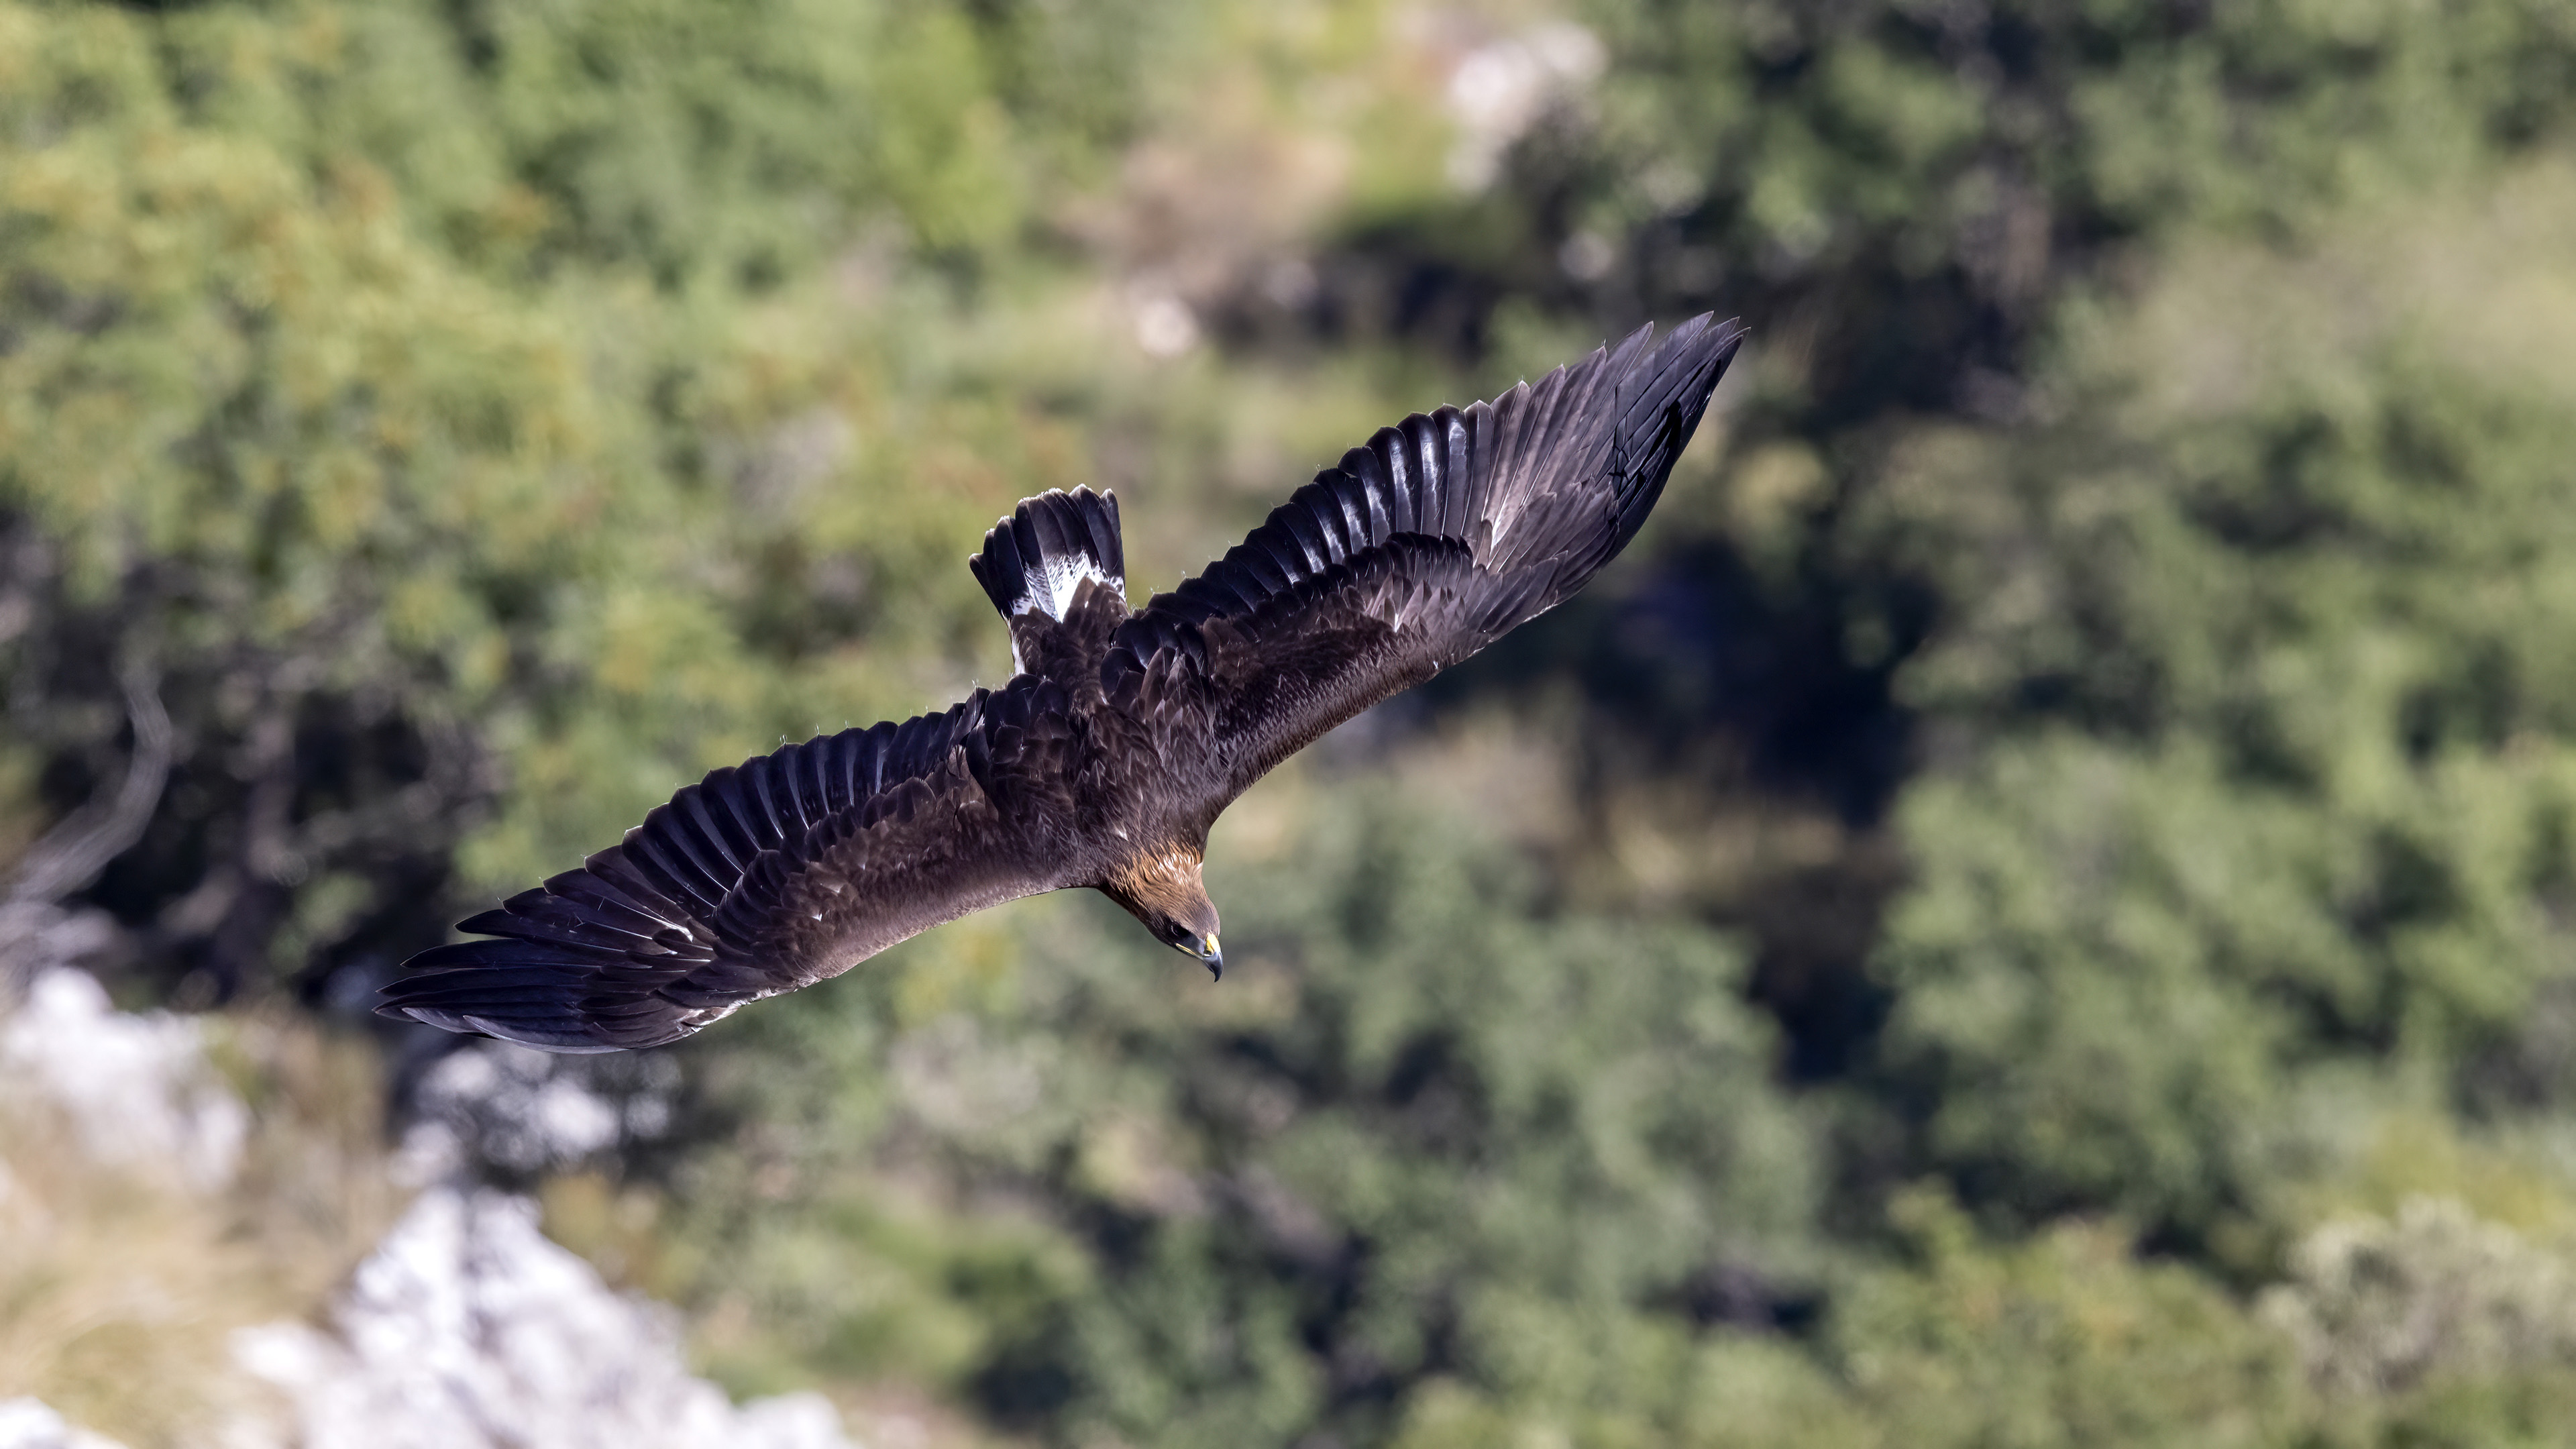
1108, 314, 1744, 808
380, 676, 1083, 1052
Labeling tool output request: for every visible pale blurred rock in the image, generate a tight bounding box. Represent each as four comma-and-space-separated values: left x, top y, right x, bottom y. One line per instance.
2261, 1195, 2576, 1395
0, 902, 121, 996
236, 1187, 858, 1449
1129, 290, 1199, 358
0, 1399, 126, 1449
396, 1040, 674, 1183
0, 966, 246, 1191
1443, 22, 1605, 191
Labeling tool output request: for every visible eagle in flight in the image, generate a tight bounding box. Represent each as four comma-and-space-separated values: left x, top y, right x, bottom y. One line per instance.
381, 315, 1745, 1051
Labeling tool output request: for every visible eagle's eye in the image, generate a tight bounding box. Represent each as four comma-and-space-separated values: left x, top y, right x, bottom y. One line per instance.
1159, 922, 1222, 976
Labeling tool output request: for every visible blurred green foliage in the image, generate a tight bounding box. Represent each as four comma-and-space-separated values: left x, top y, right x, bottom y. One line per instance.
663, 789, 1815, 1445
15, 0, 2576, 1444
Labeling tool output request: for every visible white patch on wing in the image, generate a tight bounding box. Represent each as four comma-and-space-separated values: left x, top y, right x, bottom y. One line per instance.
1012, 553, 1120, 622
1008, 553, 1120, 674
1014, 549, 1118, 619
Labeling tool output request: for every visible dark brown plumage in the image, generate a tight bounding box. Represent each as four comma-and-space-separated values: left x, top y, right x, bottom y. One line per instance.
380, 315, 1746, 1051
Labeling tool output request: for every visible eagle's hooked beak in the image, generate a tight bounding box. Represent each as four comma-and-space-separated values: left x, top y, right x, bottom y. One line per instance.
1197, 934, 1224, 981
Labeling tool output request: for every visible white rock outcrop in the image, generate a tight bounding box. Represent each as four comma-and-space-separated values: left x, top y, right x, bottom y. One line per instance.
235, 1187, 855, 1449
394, 1038, 674, 1183
2261, 1194, 2576, 1395
0, 965, 246, 1191
0, 957, 846, 1448
1442, 22, 1605, 190
0, 1399, 126, 1449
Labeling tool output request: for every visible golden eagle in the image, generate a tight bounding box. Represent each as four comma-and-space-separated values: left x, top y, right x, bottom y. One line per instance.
381, 316, 1745, 1051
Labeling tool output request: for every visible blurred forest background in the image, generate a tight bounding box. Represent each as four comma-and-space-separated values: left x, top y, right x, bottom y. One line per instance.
9, 0, 2576, 1444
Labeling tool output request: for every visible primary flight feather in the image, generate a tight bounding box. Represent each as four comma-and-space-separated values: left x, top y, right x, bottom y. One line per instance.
380, 315, 1746, 1051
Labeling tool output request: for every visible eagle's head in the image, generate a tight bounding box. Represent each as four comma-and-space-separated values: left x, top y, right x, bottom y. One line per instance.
1101, 845, 1224, 979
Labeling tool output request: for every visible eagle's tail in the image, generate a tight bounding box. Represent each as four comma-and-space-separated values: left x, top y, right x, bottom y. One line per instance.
969, 487, 1126, 623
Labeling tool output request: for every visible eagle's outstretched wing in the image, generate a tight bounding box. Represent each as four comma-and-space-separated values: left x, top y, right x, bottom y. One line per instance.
379, 676, 1081, 1052
1108, 313, 1744, 810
